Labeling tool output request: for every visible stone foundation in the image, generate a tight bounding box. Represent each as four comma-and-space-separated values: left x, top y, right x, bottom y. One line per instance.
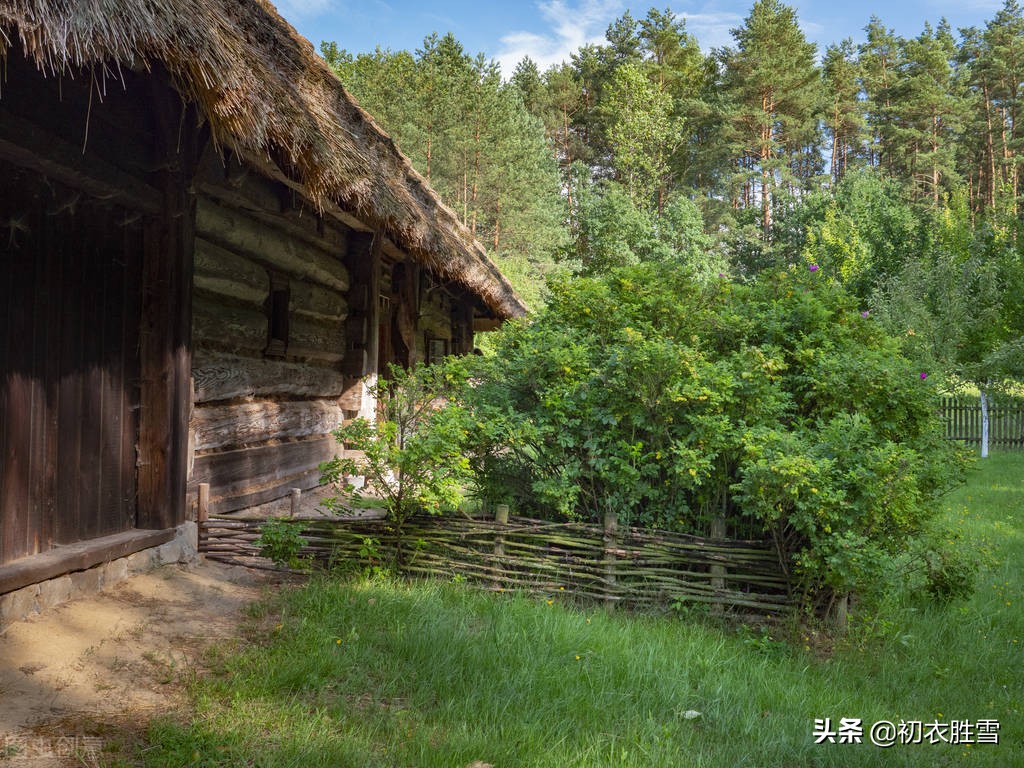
0, 522, 198, 633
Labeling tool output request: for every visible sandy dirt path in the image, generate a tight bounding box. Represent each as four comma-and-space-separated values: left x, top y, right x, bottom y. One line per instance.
0, 560, 283, 766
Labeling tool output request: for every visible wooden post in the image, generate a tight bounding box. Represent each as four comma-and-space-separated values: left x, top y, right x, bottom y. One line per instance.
137, 78, 201, 532
832, 592, 849, 633
197, 483, 209, 551
340, 232, 382, 420
603, 510, 619, 610
493, 503, 509, 590
493, 505, 509, 552
290, 488, 302, 518
710, 516, 727, 616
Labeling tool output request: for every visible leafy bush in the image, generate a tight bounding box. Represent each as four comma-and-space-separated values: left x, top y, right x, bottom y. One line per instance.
255, 518, 311, 570
458, 263, 971, 598
320, 363, 472, 527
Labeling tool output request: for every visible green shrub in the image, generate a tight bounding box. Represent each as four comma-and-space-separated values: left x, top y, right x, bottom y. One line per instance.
320, 363, 471, 527
255, 518, 311, 570
458, 264, 971, 599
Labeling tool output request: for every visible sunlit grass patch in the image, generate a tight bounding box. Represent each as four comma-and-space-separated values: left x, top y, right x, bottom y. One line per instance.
141, 455, 1024, 767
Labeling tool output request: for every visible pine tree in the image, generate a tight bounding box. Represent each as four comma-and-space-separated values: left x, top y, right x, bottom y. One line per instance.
979, 0, 1024, 209
510, 57, 544, 116
822, 40, 866, 185
638, 7, 703, 96
720, 0, 822, 238
959, 26, 999, 210
860, 17, 900, 171
887, 22, 966, 205
637, 8, 706, 203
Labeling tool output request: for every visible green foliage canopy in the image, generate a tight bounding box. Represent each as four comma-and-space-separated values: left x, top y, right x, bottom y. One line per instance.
458, 265, 968, 594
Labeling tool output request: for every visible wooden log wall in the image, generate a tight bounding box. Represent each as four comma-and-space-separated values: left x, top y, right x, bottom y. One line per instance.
188, 150, 355, 515
419, 276, 455, 357
187, 149, 486, 517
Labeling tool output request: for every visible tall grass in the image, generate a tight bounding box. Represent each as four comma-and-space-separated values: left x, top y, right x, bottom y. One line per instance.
143, 454, 1023, 767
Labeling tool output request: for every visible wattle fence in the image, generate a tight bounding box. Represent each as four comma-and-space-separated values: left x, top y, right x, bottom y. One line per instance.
942, 396, 1024, 450
199, 510, 794, 615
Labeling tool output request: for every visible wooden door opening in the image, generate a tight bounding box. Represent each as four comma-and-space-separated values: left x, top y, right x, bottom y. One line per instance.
0, 164, 143, 565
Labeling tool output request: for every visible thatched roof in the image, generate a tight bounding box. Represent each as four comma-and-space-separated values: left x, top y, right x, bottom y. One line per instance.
0, 0, 526, 319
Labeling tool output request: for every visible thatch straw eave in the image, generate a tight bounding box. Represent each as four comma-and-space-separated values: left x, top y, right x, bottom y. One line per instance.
0, 0, 527, 319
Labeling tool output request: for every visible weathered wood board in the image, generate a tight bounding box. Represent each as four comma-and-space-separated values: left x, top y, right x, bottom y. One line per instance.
195, 196, 350, 292
192, 352, 347, 403
190, 437, 340, 515
191, 399, 343, 452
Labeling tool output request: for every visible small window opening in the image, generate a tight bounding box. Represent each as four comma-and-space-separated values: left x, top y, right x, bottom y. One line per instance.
265, 272, 290, 358
427, 337, 448, 365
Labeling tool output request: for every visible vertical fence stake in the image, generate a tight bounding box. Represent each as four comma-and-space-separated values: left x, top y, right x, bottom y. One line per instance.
603, 510, 619, 610
493, 504, 510, 591
831, 592, 849, 633
710, 516, 726, 616
197, 483, 210, 550
290, 488, 301, 518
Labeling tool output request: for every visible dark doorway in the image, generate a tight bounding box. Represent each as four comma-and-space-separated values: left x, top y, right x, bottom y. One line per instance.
1, 164, 142, 565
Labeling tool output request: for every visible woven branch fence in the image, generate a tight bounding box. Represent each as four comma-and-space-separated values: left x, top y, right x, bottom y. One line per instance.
199, 505, 794, 615
942, 396, 1024, 450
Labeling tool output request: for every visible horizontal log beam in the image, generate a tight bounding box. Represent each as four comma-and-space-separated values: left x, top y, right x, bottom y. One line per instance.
194, 237, 268, 305
291, 280, 348, 323
190, 437, 339, 499
192, 399, 343, 452
192, 352, 347, 403
0, 528, 176, 595
205, 468, 325, 515
289, 314, 346, 361
192, 292, 267, 356
195, 180, 348, 255
196, 196, 349, 291
0, 108, 162, 214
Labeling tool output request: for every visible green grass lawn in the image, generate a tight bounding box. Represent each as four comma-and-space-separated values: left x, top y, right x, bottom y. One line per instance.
142, 453, 1023, 767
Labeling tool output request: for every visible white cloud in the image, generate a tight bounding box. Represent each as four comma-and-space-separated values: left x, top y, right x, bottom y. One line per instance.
677, 10, 744, 52
273, 0, 334, 20
494, 2, 827, 76
495, 0, 624, 76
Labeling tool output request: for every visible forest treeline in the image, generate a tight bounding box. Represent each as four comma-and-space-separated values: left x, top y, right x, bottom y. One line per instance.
321, 0, 1024, 391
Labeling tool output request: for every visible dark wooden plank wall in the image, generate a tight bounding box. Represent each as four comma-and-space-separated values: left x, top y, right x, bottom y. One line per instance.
0, 53, 195, 567
0, 165, 142, 565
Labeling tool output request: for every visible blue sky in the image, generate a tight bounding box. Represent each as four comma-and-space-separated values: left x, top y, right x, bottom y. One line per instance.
276, 0, 1005, 76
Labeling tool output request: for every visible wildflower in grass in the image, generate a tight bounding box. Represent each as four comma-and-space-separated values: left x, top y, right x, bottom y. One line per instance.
575, 655, 581, 661
860, 311, 869, 318
546, 599, 554, 606
808, 264, 819, 272
920, 372, 928, 380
